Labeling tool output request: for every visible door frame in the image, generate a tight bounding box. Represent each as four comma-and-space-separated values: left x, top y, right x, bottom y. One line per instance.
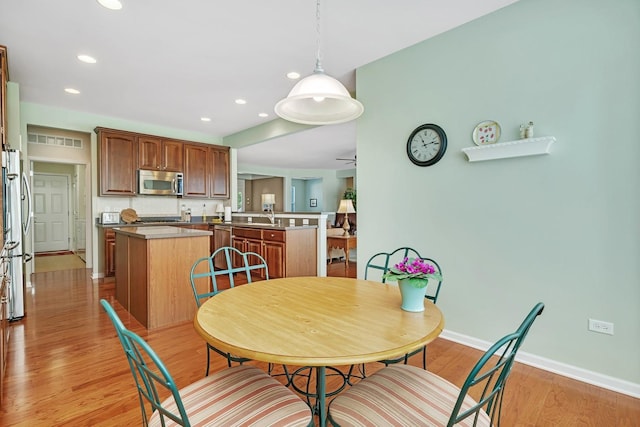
27, 157, 92, 274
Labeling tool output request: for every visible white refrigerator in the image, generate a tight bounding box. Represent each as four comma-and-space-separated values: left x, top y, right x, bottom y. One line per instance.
2, 149, 32, 320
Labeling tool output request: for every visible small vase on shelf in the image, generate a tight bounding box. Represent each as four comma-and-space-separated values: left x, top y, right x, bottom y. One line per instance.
398, 279, 428, 312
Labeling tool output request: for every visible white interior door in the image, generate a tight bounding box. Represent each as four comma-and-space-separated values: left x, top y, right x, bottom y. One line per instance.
33, 174, 70, 252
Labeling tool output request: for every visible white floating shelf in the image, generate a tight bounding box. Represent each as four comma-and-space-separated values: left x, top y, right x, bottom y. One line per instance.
462, 136, 556, 162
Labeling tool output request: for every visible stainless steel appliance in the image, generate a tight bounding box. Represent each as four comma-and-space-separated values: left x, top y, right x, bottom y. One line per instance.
101, 212, 120, 224
2, 149, 33, 320
137, 169, 183, 196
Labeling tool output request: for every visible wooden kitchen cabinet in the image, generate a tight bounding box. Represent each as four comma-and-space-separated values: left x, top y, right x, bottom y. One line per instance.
213, 225, 231, 269
231, 226, 317, 279
262, 229, 286, 279
231, 227, 264, 276
96, 128, 138, 196
138, 136, 183, 172
104, 228, 116, 277
96, 126, 229, 199
114, 228, 211, 329
209, 146, 230, 198
183, 144, 209, 197
0, 46, 7, 242
1, 45, 8, 151
183, 144, 230, 199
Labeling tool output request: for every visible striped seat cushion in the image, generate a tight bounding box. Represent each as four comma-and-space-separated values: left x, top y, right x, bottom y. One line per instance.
328, 365, 492, 427
149, 365, 312, 427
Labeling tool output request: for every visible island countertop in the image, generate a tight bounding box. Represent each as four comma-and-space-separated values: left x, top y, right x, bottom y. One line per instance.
113, 225, 212, 239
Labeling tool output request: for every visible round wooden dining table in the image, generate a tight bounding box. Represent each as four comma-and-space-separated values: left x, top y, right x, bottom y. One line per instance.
194, 276, 444, 427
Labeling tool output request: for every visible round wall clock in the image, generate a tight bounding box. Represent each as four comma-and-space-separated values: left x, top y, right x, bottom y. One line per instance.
406, 123, 447, 166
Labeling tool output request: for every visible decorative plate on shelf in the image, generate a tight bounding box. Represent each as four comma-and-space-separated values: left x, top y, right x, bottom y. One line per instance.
472, 120, 501, 146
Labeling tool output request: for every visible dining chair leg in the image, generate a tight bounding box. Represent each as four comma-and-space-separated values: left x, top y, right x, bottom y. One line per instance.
421, 346, 427, 369
346, 363, 367, 385
268, 363, 293, 385
205, 345, 211, 376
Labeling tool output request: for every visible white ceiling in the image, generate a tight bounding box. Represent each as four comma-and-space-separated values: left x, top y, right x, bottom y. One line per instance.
0, 0, 517, 170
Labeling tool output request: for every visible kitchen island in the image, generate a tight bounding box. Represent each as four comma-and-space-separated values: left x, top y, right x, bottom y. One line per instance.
114, 226, 212, 329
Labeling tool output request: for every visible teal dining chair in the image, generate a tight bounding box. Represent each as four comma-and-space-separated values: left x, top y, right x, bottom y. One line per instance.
189, 246, 268, 375
100, 299, 312, 427
329, 302, 545, 427
348, 247, 443, 381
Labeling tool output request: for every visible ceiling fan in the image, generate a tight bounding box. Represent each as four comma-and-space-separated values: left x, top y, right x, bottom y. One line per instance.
336, 155, 357, 166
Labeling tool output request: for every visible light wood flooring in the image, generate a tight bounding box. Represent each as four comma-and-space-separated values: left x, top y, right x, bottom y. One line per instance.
0, 261, 638, 426
33, 253, 87, 273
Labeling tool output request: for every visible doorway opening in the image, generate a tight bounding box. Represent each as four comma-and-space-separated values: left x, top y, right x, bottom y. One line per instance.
31, 165, 87, 272
27, 125, 92, 274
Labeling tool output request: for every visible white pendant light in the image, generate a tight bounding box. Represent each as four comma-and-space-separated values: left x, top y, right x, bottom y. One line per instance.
275, 0, 364, 125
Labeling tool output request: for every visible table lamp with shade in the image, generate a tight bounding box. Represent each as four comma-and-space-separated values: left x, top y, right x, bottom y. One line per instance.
337, 199, 356, 236
261, 193, 275, 210
215, 203, 225, 221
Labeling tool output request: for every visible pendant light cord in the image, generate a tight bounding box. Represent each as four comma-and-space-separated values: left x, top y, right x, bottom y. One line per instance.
314, 0, 324, 73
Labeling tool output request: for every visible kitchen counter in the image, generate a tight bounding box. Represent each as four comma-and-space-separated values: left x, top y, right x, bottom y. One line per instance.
98, 220, 317, 231
112, 225, 212, 239
99, 211, 329, 276
214, 222, 317, 231
114, 225, 211, 329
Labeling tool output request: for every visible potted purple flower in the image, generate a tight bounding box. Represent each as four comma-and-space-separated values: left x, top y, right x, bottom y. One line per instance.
382, 257, 441, 312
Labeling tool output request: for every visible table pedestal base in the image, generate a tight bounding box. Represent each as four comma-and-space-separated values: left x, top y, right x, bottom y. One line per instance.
288, 366, 349, 426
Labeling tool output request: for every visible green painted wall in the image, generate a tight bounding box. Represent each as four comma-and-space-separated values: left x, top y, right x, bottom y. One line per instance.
356, 0, 639, 384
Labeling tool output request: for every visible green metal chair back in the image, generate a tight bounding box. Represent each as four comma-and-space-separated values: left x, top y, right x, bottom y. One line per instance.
449, 302, 545, 426
364, 247, 421, 283
101, 299, 190, 426
353, 248, 443, 372
365, 247, 443, 303
189, 246, 269, 374
189, 246, 269, 308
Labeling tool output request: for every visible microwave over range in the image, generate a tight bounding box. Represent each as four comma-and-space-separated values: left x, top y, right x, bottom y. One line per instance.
138, 169, 183, 196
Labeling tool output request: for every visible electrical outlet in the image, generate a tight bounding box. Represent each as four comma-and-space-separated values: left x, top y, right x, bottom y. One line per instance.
588, 318, 614, 335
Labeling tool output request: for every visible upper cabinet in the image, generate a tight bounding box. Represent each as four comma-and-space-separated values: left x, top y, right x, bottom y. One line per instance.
138, 136, 184, 172
183, 144, 230, 199
1, 45, 8, 151
209, 146, 229, 198
97, 128, 138, 196
183, 144, 209, 198
97, 127, 230, 199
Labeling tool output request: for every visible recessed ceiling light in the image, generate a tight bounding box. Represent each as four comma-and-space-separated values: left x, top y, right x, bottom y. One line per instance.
77, 54, 97, 64
235, 99, 247, 105
200, 117, 211, 122
287, 72, 301, 80
97, 0, 122, 10
258, 113, 269, 118
64, 88, 80, 94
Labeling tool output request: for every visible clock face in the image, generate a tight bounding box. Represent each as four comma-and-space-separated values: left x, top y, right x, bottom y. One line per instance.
406, 124, 447, 166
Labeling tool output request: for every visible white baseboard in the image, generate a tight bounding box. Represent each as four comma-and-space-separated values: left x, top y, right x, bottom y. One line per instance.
440, 329, 640, 399
91, 272, 104, 280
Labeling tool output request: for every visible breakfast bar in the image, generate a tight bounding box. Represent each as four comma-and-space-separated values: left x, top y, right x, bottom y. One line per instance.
114, 226, 212, 329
